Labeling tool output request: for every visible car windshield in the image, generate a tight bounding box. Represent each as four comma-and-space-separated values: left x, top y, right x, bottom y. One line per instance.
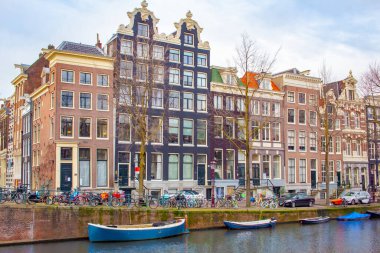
344, 192, 355, 196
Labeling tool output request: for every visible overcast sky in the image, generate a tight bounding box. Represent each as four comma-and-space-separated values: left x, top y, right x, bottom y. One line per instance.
1, 0, 379, 99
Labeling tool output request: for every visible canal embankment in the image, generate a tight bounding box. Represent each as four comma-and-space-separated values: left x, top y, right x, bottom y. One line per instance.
1, 204, 380, 245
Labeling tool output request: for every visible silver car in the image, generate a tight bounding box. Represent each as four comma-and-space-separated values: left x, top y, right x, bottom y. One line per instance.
342, 190, 370, 205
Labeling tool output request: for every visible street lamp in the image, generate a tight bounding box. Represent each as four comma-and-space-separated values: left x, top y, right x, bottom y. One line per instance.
210, 159, 216, 208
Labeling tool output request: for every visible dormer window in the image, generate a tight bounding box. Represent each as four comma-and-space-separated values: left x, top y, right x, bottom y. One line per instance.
260, 79, 271, 90
226, 74, 233, 85
348, 90, 355, 100
137, 23, 149, 37
184, 34, 193, 45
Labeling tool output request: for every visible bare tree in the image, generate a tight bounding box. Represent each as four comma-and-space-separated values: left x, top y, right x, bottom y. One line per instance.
212, 33, 279, 207
112, 36, 168, 200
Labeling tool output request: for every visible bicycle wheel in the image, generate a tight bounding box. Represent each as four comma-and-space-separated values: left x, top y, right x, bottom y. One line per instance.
45, 196, 53, 205
14, 193, 24, 204
261, 201, 269, 208
27, 195, 36, 205
149, 198, 158, 209
270, 201, 278, 209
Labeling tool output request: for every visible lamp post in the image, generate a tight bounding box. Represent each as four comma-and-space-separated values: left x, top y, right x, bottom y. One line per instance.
210, 159, 216, 208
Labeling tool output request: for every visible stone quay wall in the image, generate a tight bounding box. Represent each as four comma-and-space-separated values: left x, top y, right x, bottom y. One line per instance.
0, 204, 379, 245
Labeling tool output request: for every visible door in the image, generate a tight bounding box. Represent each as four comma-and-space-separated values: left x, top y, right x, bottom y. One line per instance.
238, 164, 245, 186
119, 164, 129, 187
252, 164, 260, 186
197, 164, 205, 185
361, 175, 366, 191
337, 172, 341, 187
60, 164, 72, 192
311, 171, 316, 189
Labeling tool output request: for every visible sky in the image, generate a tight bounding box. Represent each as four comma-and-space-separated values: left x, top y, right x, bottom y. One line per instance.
0, 0, 379, 99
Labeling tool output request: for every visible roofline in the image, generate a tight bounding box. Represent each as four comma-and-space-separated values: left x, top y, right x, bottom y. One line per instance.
43, 48, 114, 62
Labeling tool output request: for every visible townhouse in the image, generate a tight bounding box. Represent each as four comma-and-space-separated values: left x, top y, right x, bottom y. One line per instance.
107, 1, 210, 197
0, 102, 9, 187
366, 95, 380, 189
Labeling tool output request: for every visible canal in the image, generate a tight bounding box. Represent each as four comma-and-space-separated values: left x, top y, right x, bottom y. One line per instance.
1, 219, 379, 253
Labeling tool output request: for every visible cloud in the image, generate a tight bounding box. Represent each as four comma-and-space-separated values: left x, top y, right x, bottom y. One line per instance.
1, 0, 379, 98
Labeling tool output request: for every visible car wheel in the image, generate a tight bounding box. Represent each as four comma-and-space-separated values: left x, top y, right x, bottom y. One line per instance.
292, 202, 295, 208
351, 199, 355, 205
309, 201, 313, 207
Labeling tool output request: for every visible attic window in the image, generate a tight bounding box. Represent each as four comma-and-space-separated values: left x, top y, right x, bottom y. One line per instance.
226, 74, 233, 85
137, 23, 149, 37
184, 34, 193, 45
348, 90, 354, 100
260, 79, 271, 90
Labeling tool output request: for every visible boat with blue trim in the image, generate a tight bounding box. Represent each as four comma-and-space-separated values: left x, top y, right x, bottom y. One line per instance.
88, 218, 188, 242
224, 218, 276, 230
299, 216, 330, 225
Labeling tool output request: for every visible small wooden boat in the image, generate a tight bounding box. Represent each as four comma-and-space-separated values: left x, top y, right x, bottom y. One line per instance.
299, 216, 330, 225
366, 210, 380, 219
88, 218, 188, 242
336, 212, 370, 221
224, 218, 276, 230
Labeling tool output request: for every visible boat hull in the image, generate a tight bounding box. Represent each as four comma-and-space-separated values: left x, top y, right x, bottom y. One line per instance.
224, 219, 276, 230
300, 217, 330, 225
88, 219, 188, 242
366, 211, 380, 219
337, 212, 370, 221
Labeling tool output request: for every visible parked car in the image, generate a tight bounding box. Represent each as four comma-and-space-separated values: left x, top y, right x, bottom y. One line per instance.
283, 193, 315, 208
173, 190, 204, 200
342, 190, 371, 205
279, 192, 306, 206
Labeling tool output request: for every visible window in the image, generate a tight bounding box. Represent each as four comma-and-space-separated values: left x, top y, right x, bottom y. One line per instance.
336, 137, 341, 153
214, 117, 223, 138
226, 74, 233, 85
310, 132, 317, 151
288, 109, 295, 123
137, 23, 149, 37
309, 94, 316, 106
197, 73, 207, 88
261, 155, 270, 179
184, 51, 194, 65
79, 118, 91, 138
97, 94, 108, 111
348, 90, 355, 100
137, 43, 149, 58
118, 114, 131, 142
226, 150, 234, 179
168, 154, 179, 180
369, 142, 375, 159
273, 155, 280, 179
121, 40, 132, 55
226, 96, 234, 111
168, 118, 179, 144
169, 68, 180, 85
288, 130, 295, 151
153, 66, 164, 83
169, 49, 180, 62
79, 148, 90, 187
197, 94, 207, 112
214, 150, 223, 179
150, 117, 163, 143
298, 93, 306, 104
272, 123, 280, 142
214, 95, 223, 110
310, 111, 317, 126
299, 110, 306, 124
119, 85, 131, 105
252, 101, 259, 115
151, 154, 162, 180
183, 154, 193, 180
123, 61, 133, 79
262, 102, 270, 116
97, 149, 108, 187
367, 107, 374, 120
272, 103, 280, 117
97, 75, 108, 86
183, 119, 193, 145
183, 70, 193, 87
299, 159, 306, 183
197, 120, 207, 145
136, 86, 148, 106
136, 64, 147, 81
346, 140, 351, 155
197, 54, 207, 67
354, 113, 360, 128
79, 93, 91, 109
252, 120, 260, 140
237, 119, 246, 140
61, 147, 72, 160
299, 131, 306, 151
80, 72, 91, 85
226, 118, 234, 139
61, 116, 73, 137
183, 93, 194, 111
50, 92, 55, 109
184, 34, 193, 45
236, 98, 245, 112
287, 91, 295, 102
61, 91, 73, 108
97, 119, 108, 139
344, 112, 350, 128
153, 45, 164, 60
168, 91, 180, 110
262, 123, 270, 141
149, 89, 163, 108
288, 159, 295, 183
260, 79, 271, 90
61, 70, 74, 83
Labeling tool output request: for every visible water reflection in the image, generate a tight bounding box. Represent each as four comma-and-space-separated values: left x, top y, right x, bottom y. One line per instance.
1, 220, 379, 253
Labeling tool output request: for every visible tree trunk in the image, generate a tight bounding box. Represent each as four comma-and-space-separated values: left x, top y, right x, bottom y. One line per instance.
324, 115, 330, 205
139, 139, 146, 200
245, 83, 251, 208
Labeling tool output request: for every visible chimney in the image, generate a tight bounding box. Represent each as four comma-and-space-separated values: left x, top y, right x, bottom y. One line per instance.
48, 44, 55, 49
96, 33, 102, 49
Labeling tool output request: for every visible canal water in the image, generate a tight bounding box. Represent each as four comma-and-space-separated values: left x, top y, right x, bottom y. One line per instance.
1, 219, 379, 253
